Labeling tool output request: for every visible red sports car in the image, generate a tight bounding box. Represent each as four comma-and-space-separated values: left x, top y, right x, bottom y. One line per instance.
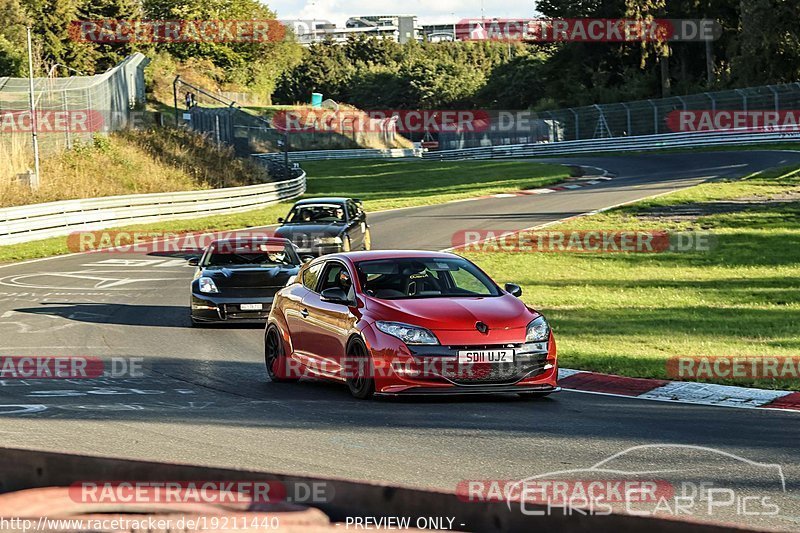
264, 250, 558, 399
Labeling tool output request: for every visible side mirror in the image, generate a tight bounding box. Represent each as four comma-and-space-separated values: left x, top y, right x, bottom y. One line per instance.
505, 283, 523, 297
187, 257, 200, 266
320, 287, 351, 305
300, 255, 314, 263
277, 217, 285, 224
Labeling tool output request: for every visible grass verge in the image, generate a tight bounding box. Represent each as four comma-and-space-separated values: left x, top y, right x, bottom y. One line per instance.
0, 159, 567, 264
464, 164, 800, 390
1, 129, 270, 208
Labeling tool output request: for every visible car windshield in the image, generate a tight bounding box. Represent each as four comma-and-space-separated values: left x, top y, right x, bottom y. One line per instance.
202, 241, 300, 267
285, 204, 346, 224
355, 257, 500, 299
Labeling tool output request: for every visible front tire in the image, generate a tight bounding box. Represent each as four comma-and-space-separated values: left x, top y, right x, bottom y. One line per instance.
265, 326, 298, 383
345, 338, 375, 399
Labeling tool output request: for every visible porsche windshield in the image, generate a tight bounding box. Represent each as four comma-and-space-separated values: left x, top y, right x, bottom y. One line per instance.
285, 204, 346, 224
355, 257, 500, 299
202, 241, 300, 267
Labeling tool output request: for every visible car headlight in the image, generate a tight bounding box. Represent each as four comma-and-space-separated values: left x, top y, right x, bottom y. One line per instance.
376, 321, 439, 345
198, 277, 219, 294
526, 316, 550, 343
314, 236, 343, 245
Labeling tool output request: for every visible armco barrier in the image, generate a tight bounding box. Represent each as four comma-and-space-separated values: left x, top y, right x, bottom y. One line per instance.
255, 148, 421, 162
424, 129, 800, 161
0, 171, 305, 246
0, 447, 749, 533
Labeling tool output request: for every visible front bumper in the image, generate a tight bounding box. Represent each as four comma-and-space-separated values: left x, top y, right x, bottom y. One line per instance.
376, 385, 560, 397
294, 244, 343, 257
362, 326, 559, 395
191, 293, 274, 322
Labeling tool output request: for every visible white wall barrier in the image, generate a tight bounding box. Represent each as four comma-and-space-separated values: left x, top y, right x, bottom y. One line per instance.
0, 172, 305, 246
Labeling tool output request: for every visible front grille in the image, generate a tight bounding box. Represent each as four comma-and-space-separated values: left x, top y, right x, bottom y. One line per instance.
409, 343, 549, 385
220, 304, 271, 320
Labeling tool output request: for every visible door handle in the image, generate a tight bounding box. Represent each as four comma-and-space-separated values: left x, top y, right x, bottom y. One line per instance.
300, 308, 309, 318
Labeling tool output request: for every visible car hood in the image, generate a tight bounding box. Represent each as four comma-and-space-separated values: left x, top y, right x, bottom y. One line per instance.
365, 294, 536, 332
275, 223, 345, 237
200, 266, 298, 288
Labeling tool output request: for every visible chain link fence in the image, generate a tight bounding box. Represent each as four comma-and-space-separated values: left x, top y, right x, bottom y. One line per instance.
438, 82, 800, 149
0, 53, 149, 158
175, 78, 410, 160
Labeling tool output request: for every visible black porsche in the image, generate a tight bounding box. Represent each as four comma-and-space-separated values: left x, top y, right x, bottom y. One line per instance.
189, 237, 301, 325
274, 197, 371, 256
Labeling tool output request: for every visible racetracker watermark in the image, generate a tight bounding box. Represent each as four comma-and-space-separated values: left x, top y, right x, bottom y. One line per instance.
275, 354, 553, 381
69, 19, 286, 43
456, 18, 720, 42
272, 109, 491, 134
667, 110, 800, 133
66, 231, 281, 254
0, 356, 143, 379
69, 480, 330, 504
667, 356, 800, 381
457, 479, 674, 505
452, 230, 716, 253
0, 110, 104, 133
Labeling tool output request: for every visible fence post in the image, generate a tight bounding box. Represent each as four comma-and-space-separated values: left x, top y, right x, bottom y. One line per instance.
173, 76, 180, 127
768, 85, 779, 112
735, 89, 748, 113
569, 108, 579, 140
621, 103, 631, 136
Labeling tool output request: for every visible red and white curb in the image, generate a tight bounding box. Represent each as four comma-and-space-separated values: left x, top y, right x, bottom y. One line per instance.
448, 166, 614, 204
558, 368, 800, 413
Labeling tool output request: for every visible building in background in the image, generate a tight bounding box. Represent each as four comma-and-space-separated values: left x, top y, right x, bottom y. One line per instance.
283, 15, 421, 46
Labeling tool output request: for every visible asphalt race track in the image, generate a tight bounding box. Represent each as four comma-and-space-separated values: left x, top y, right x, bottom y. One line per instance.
1, 151, 799, 530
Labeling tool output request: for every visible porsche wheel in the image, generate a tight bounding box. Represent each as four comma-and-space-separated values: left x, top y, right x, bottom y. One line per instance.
345, 338, 375, 399
265, 327, 297, 383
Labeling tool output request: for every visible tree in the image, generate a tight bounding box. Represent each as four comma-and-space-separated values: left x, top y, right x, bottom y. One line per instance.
0, 0, 28, 75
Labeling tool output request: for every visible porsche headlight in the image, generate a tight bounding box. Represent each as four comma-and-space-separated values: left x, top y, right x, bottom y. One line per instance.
315, 236, 343, 245
198, 277, 219, 294
376, 321, 439, 345
526, 316, 550, 343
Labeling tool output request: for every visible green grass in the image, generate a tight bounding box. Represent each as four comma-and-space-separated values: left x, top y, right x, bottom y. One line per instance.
299, 160, 567, 211
0, 159, 567, 264
464, 165, 800, 390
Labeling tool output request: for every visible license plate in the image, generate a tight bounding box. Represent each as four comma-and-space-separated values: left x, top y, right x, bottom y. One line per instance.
458, 350, 515, 364
240, 303, 263, 311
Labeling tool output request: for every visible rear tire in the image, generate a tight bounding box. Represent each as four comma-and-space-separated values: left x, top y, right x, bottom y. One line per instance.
345, 338, 375, 399
265, 326, 298, 383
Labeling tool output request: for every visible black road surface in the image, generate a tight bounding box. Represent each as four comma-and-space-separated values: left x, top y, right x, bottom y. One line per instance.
1, 151, 799, 530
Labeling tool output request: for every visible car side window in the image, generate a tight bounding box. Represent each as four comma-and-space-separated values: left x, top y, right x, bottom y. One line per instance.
319, 262, 355, 301
302, 263, 324, 292
346, 201, 358, 220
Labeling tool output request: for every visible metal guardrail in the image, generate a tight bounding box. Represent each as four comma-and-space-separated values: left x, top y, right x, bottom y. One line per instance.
255, 148, 422, 162
0, 171, 306, 246
424, 129, 800, 161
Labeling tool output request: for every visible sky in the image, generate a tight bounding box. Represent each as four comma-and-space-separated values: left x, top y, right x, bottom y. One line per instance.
268, 0, 538, 26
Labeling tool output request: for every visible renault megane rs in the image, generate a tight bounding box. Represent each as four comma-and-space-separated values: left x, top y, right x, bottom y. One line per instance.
264, 250, 558, 399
